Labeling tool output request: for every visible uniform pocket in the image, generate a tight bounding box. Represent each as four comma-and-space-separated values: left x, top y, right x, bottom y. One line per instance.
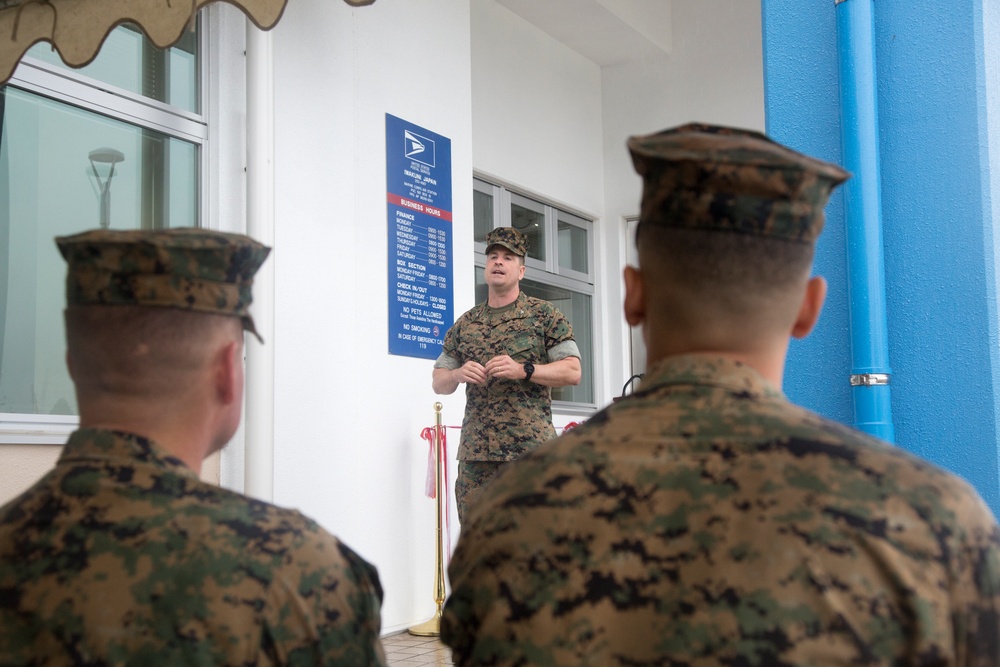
508, 335, 536, 362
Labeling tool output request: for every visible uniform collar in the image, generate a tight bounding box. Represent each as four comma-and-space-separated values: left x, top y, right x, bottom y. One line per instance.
473, 290, 529, 321
60, 428, 199, 479
637, 354, 785, 401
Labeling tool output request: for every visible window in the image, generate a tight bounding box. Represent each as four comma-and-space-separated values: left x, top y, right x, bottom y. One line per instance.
0, 23, 206, 430
473, 178, 595, 408
24, 24, 200, 114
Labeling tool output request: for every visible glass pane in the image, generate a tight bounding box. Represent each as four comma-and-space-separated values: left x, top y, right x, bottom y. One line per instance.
474, 268, 489, 304
510, 194, 545, 262
0, 87, 199, 416
25, 23, 200, 113
473, 269, 593, 405
473, 189, 493, 244
558, 213, 589, 274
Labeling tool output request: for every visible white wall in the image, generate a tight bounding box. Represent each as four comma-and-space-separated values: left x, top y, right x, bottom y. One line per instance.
599, 0, 765, 390
258, 0, 474, 635
471, 0, 605, 218
470, 0, 608, 406
0, 445, 59, 501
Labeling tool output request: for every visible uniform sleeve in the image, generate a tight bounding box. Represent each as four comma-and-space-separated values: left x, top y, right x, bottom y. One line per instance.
544, 306, 575, 353
262, 529, 387, 666
439, 317, 463, 365
433, 353, 461, 370
548, 339, 581, 362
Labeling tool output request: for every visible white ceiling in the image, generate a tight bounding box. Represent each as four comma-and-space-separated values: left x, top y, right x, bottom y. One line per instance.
494, 0, 673, 67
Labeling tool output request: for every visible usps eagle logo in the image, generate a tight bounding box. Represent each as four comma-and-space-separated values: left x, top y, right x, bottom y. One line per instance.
404, 130, 435, 168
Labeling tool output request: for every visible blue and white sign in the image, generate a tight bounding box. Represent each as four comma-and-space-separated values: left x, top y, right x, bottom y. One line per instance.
386, 113, 453, 359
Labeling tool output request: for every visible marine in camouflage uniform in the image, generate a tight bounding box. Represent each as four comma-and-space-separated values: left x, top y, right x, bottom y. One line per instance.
0, 228, 386, 666
433, 227, 581, 524
440, 125, 1000, 665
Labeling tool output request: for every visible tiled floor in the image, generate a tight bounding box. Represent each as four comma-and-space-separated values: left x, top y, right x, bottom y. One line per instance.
383, 631, 455, 666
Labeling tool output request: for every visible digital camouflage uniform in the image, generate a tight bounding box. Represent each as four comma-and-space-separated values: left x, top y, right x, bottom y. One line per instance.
436, 229, 579, 524
440, 124, 1000, 664
442, 355, 1000, 665
0, 429, 386, 666
438, 291, 578, 462
0, 228, 387, 666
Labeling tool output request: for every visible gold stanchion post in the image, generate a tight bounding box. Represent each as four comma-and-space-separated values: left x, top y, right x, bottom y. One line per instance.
409, 402, 446, 636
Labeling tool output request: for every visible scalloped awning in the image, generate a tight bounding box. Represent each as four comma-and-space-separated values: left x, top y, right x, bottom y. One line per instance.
0, 0, 375, 85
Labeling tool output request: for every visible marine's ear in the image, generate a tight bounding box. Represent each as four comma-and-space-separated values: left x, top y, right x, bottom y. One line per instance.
624, 265, 645, 327
214, 339, 241, 405
791, 276, 827, 339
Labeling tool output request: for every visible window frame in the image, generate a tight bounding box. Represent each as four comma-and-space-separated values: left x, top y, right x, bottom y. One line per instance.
12, 31, 209, 143
555, 208, 593, 284
0, 18, 213, 444
507, 191, 547, 270
472, 175, 597, 413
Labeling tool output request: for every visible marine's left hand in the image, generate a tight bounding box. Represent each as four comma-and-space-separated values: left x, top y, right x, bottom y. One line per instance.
484, 355, 527, 380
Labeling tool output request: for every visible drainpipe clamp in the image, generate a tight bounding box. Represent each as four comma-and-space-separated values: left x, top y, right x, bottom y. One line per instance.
850, 373, 891, 387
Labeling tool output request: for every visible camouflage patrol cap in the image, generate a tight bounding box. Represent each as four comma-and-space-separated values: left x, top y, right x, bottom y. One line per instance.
628, 123, 850, 244
485, 227, 528, 257
56, 228, 271, 341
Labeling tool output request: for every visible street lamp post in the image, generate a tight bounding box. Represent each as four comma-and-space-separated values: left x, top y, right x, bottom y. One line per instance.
88, 148, 125, 229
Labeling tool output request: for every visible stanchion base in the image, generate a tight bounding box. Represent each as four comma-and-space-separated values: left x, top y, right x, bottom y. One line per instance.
407, 611, 442, 637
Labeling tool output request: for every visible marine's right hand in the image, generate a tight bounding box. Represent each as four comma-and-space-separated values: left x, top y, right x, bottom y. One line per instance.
455, 361, 488, 385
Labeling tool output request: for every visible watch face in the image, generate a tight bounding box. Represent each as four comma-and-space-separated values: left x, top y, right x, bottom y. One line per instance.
524, 362, 534, 373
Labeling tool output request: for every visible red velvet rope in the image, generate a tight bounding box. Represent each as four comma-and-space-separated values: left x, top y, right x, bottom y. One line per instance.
419, 425, 460, 559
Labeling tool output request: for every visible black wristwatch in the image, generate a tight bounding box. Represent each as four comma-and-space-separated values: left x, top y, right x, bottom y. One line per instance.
522, 361, 535, 382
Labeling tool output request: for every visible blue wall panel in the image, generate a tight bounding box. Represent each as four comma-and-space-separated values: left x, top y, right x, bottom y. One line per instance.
761, 0, 853, 427
873, 1, 998, 509
762, 0, 1000, 512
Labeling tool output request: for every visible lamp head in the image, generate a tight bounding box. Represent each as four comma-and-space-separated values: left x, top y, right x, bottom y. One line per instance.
88, 148, 125, 165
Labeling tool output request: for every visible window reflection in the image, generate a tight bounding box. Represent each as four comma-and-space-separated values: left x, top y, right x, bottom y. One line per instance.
0, 88, 198, 416
510, 194, 545, 262
558, 214, 588, 274
473, 188, 493, 244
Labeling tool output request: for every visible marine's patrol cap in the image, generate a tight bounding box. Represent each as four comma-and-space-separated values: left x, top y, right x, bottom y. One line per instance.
56, 228, 271, 341
485, 227, 528, 257
628, 123, 850, 244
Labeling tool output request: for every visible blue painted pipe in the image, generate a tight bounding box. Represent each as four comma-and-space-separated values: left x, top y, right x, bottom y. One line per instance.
835, 0, 895, 442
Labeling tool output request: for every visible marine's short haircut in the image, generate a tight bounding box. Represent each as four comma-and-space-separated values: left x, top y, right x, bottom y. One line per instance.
637, 225, 815, 295
636, 225, 816, 343
65, 305, 243, 397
